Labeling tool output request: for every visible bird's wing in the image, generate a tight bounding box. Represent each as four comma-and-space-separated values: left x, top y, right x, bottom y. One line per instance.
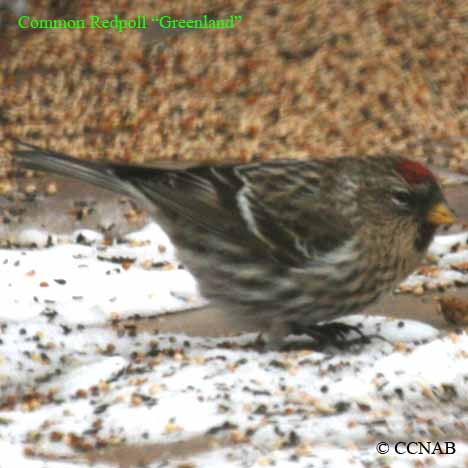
12, 141, 359, 268
119, 160, 359, 267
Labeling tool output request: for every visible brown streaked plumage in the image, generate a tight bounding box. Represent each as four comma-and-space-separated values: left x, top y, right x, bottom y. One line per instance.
11, 141, 456, 349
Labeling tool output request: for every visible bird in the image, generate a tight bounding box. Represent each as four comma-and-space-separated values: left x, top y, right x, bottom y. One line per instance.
11, 141, 456, 349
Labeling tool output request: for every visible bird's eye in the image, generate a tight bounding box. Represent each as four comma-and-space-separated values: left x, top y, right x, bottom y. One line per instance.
391, 190, 411, 208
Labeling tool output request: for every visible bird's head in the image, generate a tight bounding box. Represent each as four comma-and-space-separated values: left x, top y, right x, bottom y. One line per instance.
392, 158, 455, 224
350, 156, 456, 253
385, 157, 456, 251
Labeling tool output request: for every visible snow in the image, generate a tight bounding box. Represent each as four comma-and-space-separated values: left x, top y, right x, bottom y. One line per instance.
398, 231, 468, 292
0, 223, 468, 468
0, 223, 204, 325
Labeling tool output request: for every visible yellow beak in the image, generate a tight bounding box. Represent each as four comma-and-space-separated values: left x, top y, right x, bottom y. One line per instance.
426, 202, 456, 226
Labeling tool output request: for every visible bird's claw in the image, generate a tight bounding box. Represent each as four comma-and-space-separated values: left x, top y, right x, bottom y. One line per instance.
289, 321, 388, 351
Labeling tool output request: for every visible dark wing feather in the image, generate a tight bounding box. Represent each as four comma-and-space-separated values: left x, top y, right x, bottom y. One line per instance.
231, 162, 359, 266
115, 161, 358, 267
129, 167, 250, 242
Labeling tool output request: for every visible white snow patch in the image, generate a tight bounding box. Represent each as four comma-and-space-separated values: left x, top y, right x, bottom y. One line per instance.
400, 231, 468, 291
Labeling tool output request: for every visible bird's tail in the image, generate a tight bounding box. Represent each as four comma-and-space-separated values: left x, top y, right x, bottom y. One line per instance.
11, 140, 137, 198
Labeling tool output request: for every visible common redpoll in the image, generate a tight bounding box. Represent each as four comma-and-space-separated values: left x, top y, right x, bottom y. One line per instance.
12, 141, 455, 348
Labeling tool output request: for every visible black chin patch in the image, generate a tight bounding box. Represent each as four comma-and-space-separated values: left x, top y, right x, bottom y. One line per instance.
415, 222, 437, 252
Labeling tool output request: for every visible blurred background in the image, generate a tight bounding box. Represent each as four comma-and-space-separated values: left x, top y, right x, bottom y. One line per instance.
0, 0, 467, 170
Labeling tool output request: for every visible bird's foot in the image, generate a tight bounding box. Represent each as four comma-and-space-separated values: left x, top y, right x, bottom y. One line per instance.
287, 321, 388, 351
